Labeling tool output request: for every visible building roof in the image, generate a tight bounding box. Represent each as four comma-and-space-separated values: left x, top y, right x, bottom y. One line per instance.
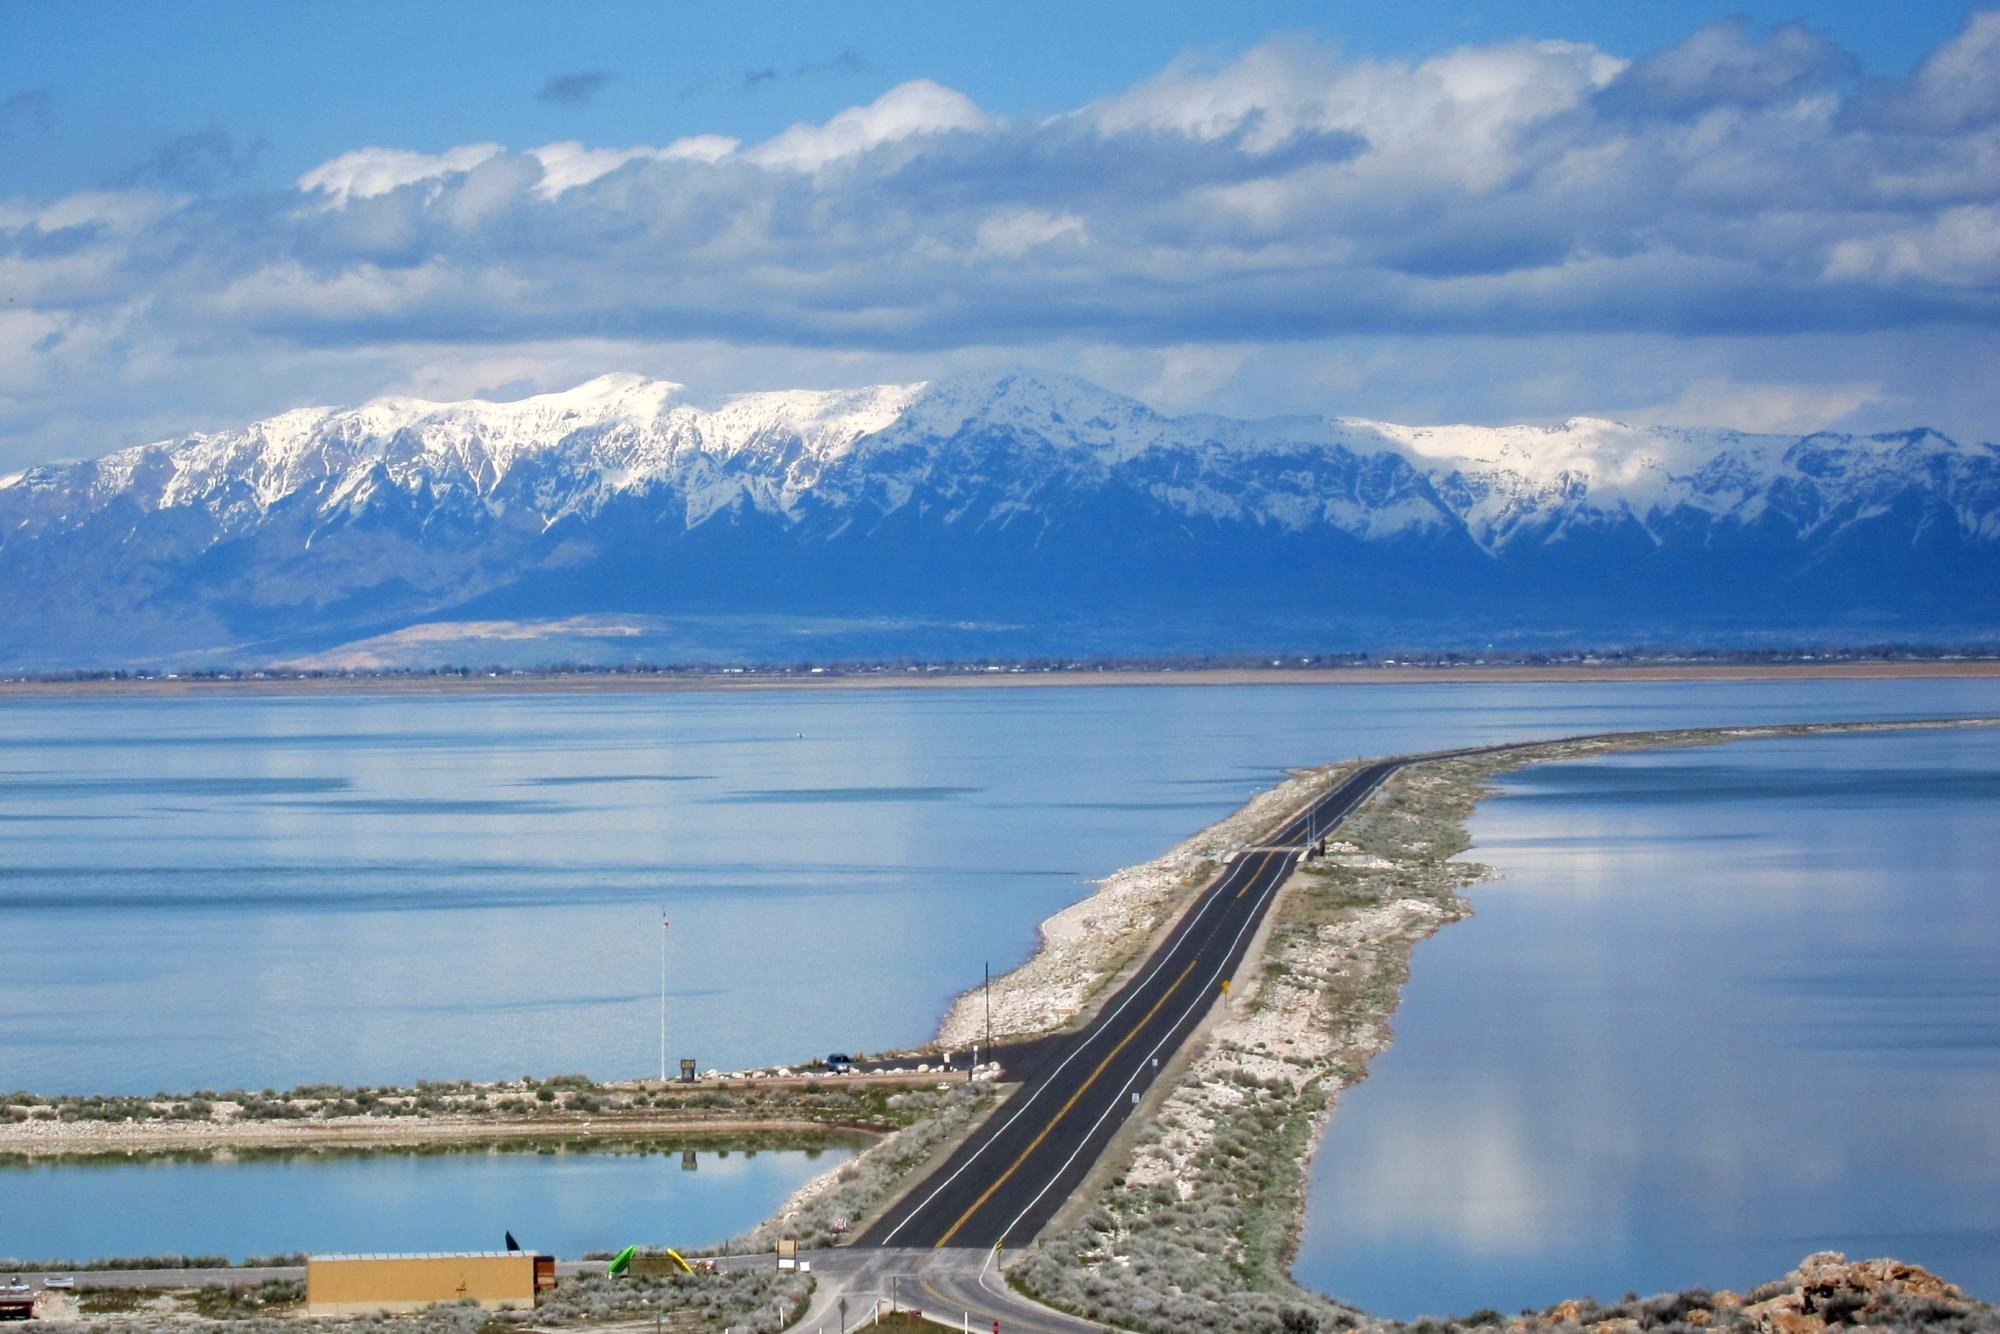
310, 1252, 525, 1262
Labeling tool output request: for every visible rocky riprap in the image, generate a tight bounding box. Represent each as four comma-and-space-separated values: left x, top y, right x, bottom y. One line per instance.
1508, 1252, 1991, 1334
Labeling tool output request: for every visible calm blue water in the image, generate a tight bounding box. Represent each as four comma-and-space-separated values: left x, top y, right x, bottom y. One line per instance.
0, 1141, 852, 1262
1293, 727, 2000, 1316
2, 681, 1996, 1095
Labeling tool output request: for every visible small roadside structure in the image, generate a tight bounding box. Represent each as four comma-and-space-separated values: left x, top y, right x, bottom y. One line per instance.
305, 1252, 554, 1315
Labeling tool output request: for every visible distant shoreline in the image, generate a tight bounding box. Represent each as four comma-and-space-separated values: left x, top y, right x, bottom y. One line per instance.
2, 658, 1997, 700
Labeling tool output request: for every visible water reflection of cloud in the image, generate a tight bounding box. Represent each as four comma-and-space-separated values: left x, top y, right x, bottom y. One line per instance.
1319, 1097, 1610, 1257
1306, 728, 2000, 1313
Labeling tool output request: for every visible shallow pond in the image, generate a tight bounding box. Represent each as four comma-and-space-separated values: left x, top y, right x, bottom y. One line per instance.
0, 1137, 857, 1262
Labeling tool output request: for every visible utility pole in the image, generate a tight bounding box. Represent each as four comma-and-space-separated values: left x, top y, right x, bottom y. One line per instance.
659, 909, 669, 1084
984, 960, 991, 1053
672, 908, 680, 1088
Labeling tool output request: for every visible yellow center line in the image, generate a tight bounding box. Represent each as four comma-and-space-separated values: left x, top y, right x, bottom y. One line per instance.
934, 956, 1201, 1247
1236, 849, 1277, 897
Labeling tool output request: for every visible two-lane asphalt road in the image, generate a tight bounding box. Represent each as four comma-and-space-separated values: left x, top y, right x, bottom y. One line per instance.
859, 758, 1400, 1251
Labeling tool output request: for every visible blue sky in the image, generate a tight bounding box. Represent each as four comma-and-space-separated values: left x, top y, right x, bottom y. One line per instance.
2, 2, 1998, 467
6, 2, 1981, 196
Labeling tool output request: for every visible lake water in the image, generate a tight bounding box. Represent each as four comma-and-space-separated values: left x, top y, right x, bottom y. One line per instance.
0, 1140, 853, 1263
3, 680, 1997, 1095
1293, 726, 2000, 1317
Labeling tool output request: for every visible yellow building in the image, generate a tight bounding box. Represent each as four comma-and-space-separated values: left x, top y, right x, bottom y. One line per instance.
305, 1252, 552, 1315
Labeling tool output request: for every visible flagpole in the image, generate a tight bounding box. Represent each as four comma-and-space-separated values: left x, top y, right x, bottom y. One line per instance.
659, 910, 668, 1084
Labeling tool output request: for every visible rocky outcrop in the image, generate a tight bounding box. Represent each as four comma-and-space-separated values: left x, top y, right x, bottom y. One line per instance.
1742, 1252, 1974, 1334
1510, 1253, 1988, 1334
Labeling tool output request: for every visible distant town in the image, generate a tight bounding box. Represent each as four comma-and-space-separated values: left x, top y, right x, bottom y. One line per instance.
6, 644, 1999, 688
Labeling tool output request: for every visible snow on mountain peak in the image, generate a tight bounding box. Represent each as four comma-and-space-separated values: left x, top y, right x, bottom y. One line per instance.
889, 365, 1168, 459
1343, 413, 1776, 525
0, 366, 1995, 671
9, 368, 1996, 561
517, 371, 685, 413
700, 381, 925, 459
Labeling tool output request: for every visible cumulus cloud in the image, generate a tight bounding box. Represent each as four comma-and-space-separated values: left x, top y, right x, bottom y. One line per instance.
1823, 204, 2000, 289
526, 136, 740, 196
296, 142, 505, 205
745, 78, 993, 169
1616, 376, 1883, 434
1598, 19, 1854, 117
1846, 11, 2000, 132
975, 209, 1086, 257
537, 70, 614, 107
4, 13, 2000, 467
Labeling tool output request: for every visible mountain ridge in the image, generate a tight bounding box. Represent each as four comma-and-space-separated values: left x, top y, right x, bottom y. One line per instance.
1, 367, 1995, 668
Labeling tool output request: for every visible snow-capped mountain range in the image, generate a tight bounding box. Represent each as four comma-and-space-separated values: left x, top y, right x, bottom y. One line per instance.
1, 367, 1994, 667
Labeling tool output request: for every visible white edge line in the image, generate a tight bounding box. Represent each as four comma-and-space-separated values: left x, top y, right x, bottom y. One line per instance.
878, 847, 1260, 1242
882, 763, 1392, 1244
993, 850, 1293, 1244
993, 763, 1398, 1244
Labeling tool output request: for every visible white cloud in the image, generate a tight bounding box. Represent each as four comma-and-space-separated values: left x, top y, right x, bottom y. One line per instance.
0, 308, 67, 393
1617, 377, 1884, 435
1824, 203, 2000, 288
296, 143, 505, 205
1852, 9, 2000, 132
1081, 41, 1344, 151
197, 260, 531, 328
1085, 35, 1624, 188
1608, 19, 1852, 115
527, 135, 741, 197
1132, 345, 1253, 414
5, 13, 2000, 469
974, 208, 1085, 257
745, 78, 993, 170
0, 189, 180, 233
